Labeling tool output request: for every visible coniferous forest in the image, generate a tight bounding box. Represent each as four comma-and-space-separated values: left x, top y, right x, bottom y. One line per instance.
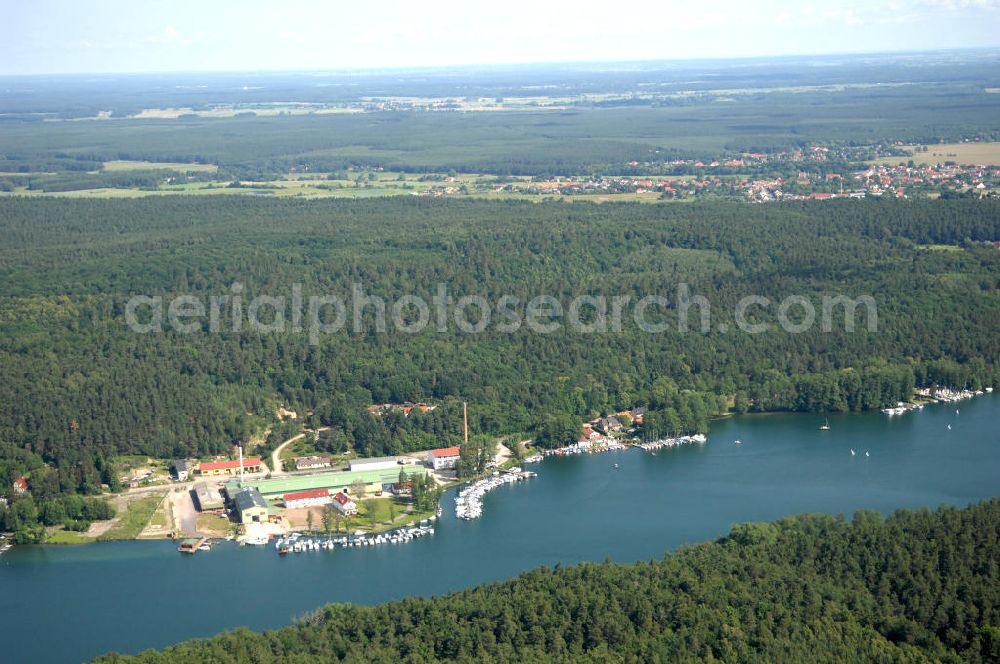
1, 196, 998, 532
94, 499, 1000, 663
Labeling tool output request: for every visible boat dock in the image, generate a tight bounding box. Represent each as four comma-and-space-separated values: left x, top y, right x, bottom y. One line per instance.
177, 537, 207, 554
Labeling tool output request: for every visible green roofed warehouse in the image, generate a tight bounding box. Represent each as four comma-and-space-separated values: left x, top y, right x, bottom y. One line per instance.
226, 466, 427, 500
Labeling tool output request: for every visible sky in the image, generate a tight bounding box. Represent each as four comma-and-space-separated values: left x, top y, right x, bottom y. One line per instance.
3, 0, 1000, 75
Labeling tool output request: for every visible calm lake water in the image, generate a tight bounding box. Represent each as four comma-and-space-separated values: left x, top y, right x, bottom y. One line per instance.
3, 395, 999, 663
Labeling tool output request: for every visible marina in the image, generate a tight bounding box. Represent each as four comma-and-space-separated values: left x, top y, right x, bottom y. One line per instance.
274, 524, 435, 553
541, 439, 629, 457
883, 387, 991, 415
455, 468, 537, 520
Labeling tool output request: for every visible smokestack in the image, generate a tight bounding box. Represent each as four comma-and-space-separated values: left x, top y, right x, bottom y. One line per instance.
463, 402, 468, 444
239, 444, 244, 484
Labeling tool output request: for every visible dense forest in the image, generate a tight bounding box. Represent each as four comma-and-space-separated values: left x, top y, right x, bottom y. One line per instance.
0, 196, 998, 538
94, 499, 1000, 662
3, 90, 1000, 179
2, 51, 1000, 178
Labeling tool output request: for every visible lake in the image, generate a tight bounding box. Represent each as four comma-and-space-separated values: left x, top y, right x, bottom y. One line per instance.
2, 394, 999, 663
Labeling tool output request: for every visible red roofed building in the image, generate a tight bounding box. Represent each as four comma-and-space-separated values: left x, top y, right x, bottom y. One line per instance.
427, 446, 461, 471
284, 488, 331, 509
197, 457, 263, 476
12, 477, 28, 495
332, 491, 358, 515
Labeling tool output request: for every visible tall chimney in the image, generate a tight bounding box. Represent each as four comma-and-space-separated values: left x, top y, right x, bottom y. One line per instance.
463, 402, 468, 444
239, 444, 244, 484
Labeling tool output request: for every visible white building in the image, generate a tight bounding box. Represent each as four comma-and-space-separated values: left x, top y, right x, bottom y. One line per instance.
331, 491, 358, 515
427, 446, 461, 471
348, 456, 399, 472
294, 455, 332, 471
283, 489, 331, 509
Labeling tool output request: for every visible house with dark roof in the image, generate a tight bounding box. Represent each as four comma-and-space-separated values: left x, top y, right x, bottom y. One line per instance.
596, 416, 623, 434
171, 460, 191, 481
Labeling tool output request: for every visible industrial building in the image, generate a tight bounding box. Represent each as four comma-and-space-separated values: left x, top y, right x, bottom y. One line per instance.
193, 483, 225, 511
232, 488, 269, 524
226, 465, 427, 500
284, 488, 331, 509
197, 457, 263, 476
348, 456, 399, 472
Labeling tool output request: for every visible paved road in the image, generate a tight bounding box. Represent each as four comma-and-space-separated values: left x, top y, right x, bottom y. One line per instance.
171, 488, 199, 534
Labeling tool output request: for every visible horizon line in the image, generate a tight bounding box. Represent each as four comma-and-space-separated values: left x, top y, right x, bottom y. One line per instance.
2, 46, 998, 79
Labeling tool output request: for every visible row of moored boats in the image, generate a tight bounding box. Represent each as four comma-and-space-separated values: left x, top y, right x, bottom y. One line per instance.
636, 433, 707, 451
275, 524, 435, 554
455, 468, 537, 520
541, 440, 629, 457
883, 387, 993, 416
882, 403, 924, 416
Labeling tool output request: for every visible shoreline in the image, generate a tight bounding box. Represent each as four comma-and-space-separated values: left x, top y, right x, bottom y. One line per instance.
12, 389, 996, 552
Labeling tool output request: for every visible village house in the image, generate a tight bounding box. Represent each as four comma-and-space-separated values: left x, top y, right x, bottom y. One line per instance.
392, 480, 413, 497
294, 455, 332, 471
171, 460, 191, 481
367, 403, 436, 417
12, 477, 28, 495
596, 416, 623, 434
578, 424, 603, 445
331, 491, 358, 516
632, 407, 646, 424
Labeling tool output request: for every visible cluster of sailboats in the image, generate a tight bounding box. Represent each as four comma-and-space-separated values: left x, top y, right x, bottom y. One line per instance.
274, 524, 435, 554
455, 468, 537, 520
636, 433, 707, 452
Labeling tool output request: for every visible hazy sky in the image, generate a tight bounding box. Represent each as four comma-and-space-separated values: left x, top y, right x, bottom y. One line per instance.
3, 0, 1000, 75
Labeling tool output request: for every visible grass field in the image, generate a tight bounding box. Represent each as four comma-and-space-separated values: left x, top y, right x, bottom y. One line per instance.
196, 513, 233, 536
98, 495, 163, 541
45, 529, 93, 544
874, 142, 1000, 166
103, 160, 218, 172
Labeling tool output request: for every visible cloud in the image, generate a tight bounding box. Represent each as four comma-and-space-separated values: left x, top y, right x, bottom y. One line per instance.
917, 0, 998, 9
145, 25, 181, 45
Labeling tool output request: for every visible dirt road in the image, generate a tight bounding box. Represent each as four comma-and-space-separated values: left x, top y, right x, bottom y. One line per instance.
270, 427, 329, 475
